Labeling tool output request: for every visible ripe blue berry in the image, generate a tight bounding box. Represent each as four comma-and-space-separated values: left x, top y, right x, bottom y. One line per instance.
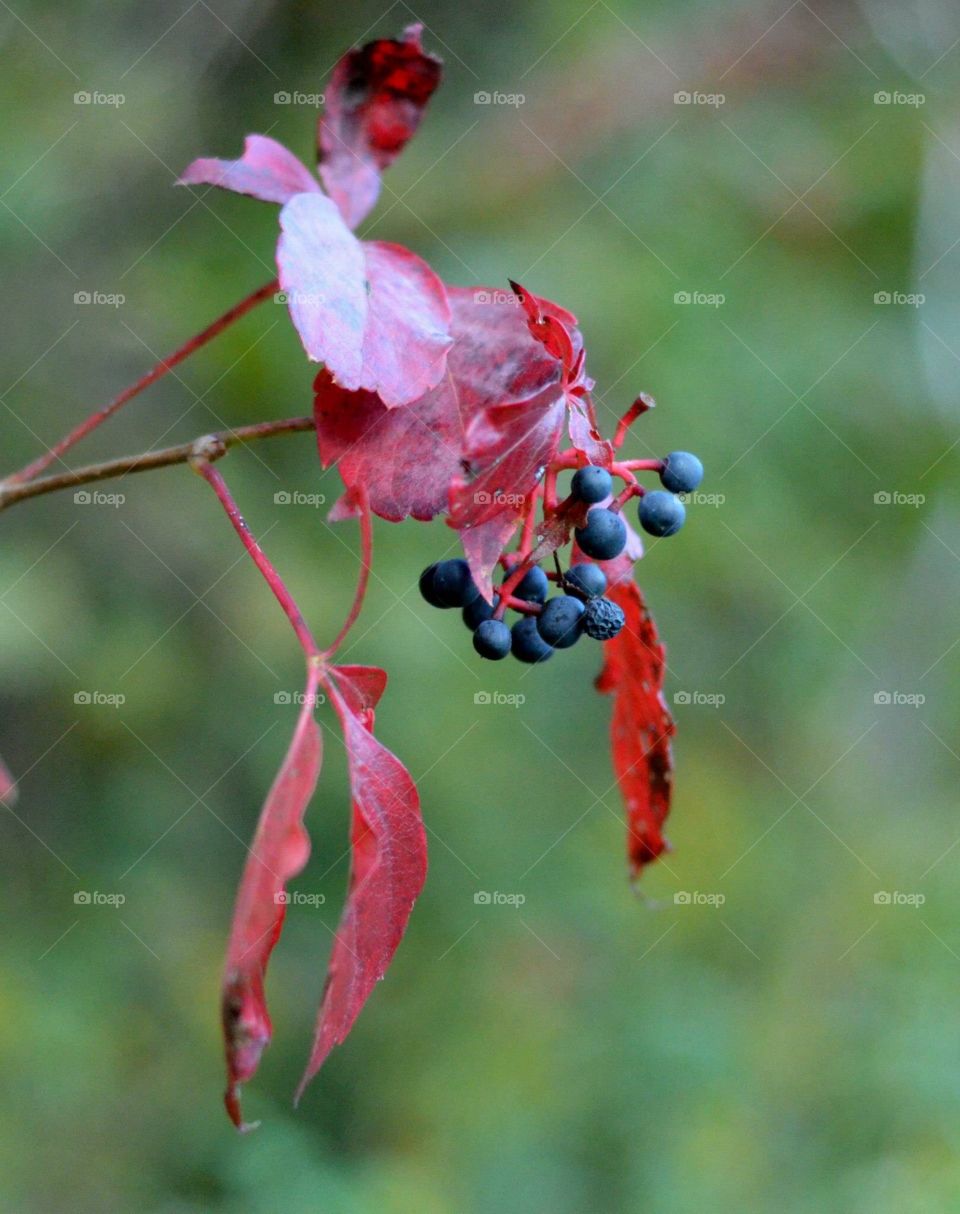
463, 594, 499, 631
660, 451, 703, 495
582, 597, 626, 641
473, 618, 511, 660
574, 507, 627, 561
512, 564, 549, 604
418, 563, 447, 608
511, 616, 554, 663
571, 465, 613, 504
564, 563, 607, 600
638, 490, 685, 537
536, 595, 585, 649
432, 558, 477, 607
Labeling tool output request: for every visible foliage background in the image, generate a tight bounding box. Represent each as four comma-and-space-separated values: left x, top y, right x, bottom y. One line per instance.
1, 0, 959, 1210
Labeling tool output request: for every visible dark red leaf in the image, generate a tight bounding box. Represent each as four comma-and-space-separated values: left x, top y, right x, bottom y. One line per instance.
298, 664, 426, 1098
318, 24, 442, 228
278, 193, 452, 407
458, 513, 521, 603
178, 134, 321, 205
0, 754, 17, 805
315, 286, 568, 524
222, 671, 322, 1131
596, 580, 675, 876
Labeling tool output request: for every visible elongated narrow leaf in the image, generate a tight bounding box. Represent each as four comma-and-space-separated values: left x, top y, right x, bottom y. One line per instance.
278, 193, 451, 407
297, 664, 426, 1098
318, 24, 442, 228
0, 754, 17, 805
178, 134, 321, 205
222, 674, 322, 1130
596, 580, 675, 875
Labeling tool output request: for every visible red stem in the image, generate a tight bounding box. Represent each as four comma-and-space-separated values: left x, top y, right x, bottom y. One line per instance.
8, 278, 278, 485
195, 458, 320, 661
320, 486, 373, 660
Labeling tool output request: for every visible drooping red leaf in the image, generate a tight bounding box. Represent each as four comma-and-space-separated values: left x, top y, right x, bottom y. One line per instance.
318, 24, 442, 229
0, 754, 17, 805
178, 134, 321, 205
596, 580, 675, 876
314, 287, 569, 524
459, 513, 521, 603
297, 663, 426, 1098
278, 192, 451, 407
222, 668, 322, 1131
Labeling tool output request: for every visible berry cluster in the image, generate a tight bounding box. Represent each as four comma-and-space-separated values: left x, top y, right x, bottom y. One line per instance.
419, 450, 703, 662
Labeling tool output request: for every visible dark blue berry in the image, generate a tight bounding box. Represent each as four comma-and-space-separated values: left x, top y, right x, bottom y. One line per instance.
536, 595, 585, 649
638, 490, 685, 537
582, 597, 626, 641
418, 563, 447, 608
574, 508, 627, 561
511, 616, 554, 663
432, 558, 477, 607
512, 565, 549, 604
463, 594, 499, 631
564, 563, 607, 600
660, 451, 703, 495
571, 465, 613, 504
473, 618, 511, 660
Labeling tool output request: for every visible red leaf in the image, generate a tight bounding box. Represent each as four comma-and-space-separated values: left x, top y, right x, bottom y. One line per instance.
319, 24, 442, 228
596, 580, 675, 876
0, 754, 17, 805
178, 134, 321, 205
314, 286, 567, 522
278, 193, 452, 407
297, 663, 426, 1098
459, 513, 521, 603
222, 671, 322, 1131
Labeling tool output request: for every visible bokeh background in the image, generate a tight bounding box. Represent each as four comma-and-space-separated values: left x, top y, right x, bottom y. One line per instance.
1, 0, 959, 1209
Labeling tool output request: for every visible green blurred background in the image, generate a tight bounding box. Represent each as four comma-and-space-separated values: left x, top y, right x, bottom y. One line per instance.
2, 0, 959, 1209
